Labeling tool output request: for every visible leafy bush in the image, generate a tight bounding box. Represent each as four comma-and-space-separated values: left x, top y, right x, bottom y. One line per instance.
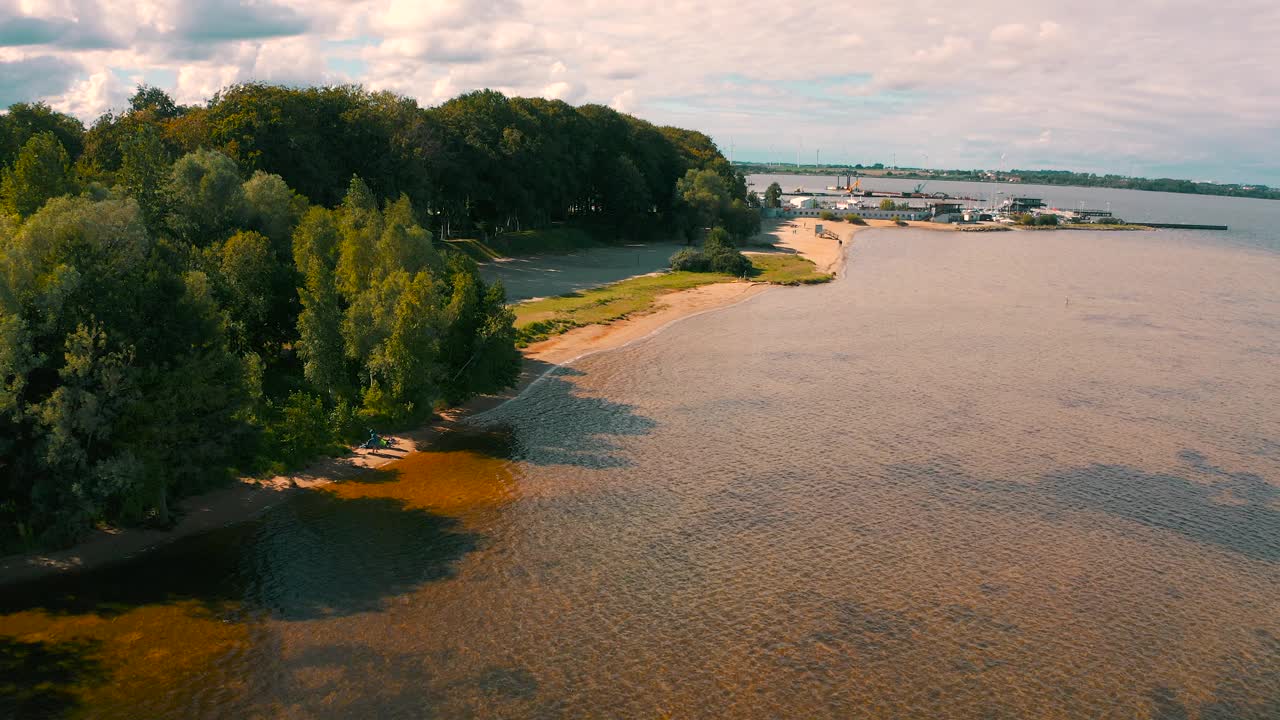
845, 214, 865, 224
819, 210, 836, 221
670, 247, 711, 272
262, 392, 332, 468
890, 214, 905, 225
704, 226, 736, 249
668, 226, 750, 276
328, 399, 364, 444
707, 247, 751, 275
1035, 213, 1059, 226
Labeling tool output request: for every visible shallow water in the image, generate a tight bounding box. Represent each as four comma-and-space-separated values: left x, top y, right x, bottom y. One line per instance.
3, 228, 1279, 719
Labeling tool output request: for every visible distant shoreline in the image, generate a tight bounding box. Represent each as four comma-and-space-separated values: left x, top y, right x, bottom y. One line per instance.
739, 166, 1280, 201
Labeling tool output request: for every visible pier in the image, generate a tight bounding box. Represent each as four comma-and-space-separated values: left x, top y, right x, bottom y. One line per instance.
1138, 222, 1230, 230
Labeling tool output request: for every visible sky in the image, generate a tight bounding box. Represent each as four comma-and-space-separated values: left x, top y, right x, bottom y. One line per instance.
2, 0, 1279, 185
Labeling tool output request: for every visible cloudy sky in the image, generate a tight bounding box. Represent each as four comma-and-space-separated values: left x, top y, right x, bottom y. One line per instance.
3, 0, 1279, 184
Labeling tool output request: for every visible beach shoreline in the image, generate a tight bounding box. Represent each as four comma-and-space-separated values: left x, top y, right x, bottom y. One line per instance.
0, 222, 857, 587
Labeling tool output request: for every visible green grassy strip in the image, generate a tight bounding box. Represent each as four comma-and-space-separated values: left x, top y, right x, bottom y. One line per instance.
512, 254, 835, 346
747, 254, 834, 285
513, 271, 736, 345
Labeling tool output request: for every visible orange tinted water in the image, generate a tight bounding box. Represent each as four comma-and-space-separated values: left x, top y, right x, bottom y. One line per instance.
2, 229, 1278, 718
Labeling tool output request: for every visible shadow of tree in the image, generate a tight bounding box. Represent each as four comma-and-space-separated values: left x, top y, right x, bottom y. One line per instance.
469, 365, 657, 469
0, 637, 106, 719
238, 641, 547, 719
1039, 459, 1279, 563
1149, 630, 1280, 718
0, 490, 480, 623
885, 449, 1280, 563
417, 425, 519, 460
241, 643, 451, 718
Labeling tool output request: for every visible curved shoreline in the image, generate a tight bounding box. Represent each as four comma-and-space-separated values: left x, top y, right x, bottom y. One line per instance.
0, 224, 857, 588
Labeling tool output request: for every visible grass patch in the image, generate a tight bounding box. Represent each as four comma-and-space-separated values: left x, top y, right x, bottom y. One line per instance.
747, 253, 833, 285
514, 271, 735, 345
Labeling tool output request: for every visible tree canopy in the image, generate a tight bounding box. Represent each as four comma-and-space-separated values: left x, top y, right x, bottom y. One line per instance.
0, 82, 752, 550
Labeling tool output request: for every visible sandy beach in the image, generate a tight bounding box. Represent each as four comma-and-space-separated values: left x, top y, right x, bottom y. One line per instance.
0, 228, 843, 586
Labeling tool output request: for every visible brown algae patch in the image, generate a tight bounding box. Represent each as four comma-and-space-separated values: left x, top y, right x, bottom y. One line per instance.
324, 428, 521, 517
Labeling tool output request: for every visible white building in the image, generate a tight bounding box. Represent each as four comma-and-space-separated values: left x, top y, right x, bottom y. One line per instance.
788, 196, 817, 209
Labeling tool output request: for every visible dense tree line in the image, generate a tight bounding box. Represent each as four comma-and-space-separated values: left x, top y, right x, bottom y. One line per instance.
1, 84, 754, 549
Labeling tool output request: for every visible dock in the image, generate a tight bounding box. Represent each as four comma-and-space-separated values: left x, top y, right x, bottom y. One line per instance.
1138, 222, 1230, 230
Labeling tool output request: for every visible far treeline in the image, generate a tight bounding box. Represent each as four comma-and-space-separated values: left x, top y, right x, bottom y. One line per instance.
0, 85, 760, 550
733, 162, 1280, 200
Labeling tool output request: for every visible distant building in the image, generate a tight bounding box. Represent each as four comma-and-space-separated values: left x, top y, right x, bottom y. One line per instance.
1003, 197, 1045, 213
788, 196, 818, 209
1075, 209, 1113, 220
782, 206, 929, 221
928, 201, 965, 222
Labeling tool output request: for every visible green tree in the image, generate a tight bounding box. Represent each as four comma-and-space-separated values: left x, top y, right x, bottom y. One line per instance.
118, 124, 172, 231
879, 198, 895, 211
215, 230, 295, 355
603, 155, 652, 237
262, 391, 330, 467
0, 132, 75, 218
293, 207, 349, 399
169, 149, 245, 244
676, 168, 729, 235
128, 85, 181, 120
439, 254, 520, 404
764, 182, 783, 208
0, 197, 246, 545
723, 198, 761, 240
0, 102, 84, 169
241, 170, 306, 254
335, 177, 383, 299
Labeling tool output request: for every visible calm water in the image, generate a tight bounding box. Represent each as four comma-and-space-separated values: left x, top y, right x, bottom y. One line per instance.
3, 205, 1279, 718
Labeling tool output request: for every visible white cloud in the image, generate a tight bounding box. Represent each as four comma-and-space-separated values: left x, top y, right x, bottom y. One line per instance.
0, 0, 1276, 182
989, 23, 1031, 44
913, 35, 972, 63
541, 80, 572, 101
610, 89, 635, 113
